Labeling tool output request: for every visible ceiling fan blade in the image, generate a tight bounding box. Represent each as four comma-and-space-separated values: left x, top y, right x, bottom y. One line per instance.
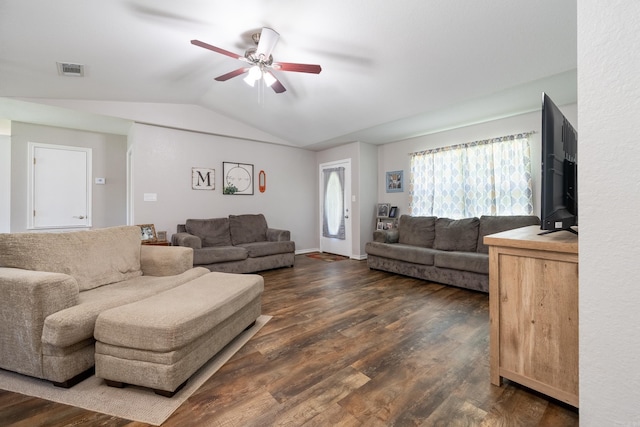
214, 67, 249, 81
264, 71, 286, 93
272, 62, 322, 74
256, 27, 279, 59
191, 39, 244, 61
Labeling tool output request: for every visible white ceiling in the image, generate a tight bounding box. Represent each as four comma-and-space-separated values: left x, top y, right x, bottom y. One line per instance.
0, 0, 577, 149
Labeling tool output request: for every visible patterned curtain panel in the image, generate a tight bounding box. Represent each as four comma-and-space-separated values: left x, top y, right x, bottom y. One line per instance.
322, 167, 346, 239
409, 133, 534, 218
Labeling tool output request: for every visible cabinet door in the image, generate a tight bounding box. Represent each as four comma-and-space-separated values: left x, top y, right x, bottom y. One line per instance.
498, 253, 579, 401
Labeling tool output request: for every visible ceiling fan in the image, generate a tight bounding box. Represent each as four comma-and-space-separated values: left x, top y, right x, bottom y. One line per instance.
191, 27, 322, 94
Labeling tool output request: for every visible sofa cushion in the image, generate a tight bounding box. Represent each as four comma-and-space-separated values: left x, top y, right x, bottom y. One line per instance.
434, 251, 489, 274
193, 246, 248, 265
238, 240, 296, 258
0, 226, 142, 291
433, 217, 480, 252
185, 218, 232, 247
476, 215, 541, 253
229, 214, 268, 245
398, 215, 436, 247
365, 242, 437, 265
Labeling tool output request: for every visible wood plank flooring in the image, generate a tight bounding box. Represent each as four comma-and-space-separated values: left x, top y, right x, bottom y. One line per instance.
0, 254, 579, 426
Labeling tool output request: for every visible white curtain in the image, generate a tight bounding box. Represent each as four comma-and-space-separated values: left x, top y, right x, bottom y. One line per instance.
409, 133, 534, 218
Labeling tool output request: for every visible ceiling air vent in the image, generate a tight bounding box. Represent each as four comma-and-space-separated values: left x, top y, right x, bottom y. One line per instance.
56, 62, 84, 77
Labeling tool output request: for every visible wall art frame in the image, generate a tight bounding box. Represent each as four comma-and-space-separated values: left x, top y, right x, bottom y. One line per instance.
192, 167, 215, 190
223, 162, 254, 195
386, 170, 404, 193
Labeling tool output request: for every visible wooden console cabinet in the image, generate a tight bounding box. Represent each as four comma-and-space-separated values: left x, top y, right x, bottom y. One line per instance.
484, 225, 578, 407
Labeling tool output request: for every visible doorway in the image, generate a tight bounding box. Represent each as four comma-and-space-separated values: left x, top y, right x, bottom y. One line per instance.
319, 159, 352, 258
28, 142, 92, 229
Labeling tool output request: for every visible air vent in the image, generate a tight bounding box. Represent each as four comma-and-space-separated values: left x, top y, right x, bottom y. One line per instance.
56, 62, 84, 77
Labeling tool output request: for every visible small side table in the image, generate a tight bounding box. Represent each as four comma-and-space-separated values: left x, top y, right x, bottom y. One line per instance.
142, 240, 170, 246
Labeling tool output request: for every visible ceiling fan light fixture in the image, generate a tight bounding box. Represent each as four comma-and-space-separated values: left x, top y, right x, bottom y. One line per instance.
243, 65, 262, 87
243, 74, 256, 87
263, 71, 277, 87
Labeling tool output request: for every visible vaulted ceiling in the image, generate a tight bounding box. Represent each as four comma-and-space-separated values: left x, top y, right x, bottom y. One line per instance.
0, 1, 577, 150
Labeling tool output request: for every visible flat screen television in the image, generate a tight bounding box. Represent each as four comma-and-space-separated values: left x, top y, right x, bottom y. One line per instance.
540, 92, 578, 235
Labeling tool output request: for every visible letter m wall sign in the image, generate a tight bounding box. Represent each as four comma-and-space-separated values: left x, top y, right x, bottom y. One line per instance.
192, 168, 215, 190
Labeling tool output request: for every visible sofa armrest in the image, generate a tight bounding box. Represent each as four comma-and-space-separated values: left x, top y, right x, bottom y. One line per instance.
0, 267, 79, 377
267, 228, 291, 241
373, 229, 399, 243
140, 245, 194, 276
172, 232, 202, 249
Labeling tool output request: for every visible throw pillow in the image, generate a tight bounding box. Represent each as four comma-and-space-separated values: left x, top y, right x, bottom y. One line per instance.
433, 217, 480, 252
229, 214, 268, 245
185, 218, 232, 247
476, 215, 540, 253
398, 215, 436, 247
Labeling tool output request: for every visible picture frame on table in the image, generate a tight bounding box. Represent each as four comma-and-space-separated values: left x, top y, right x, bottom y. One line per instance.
377, 203, 391, 218
389, 206, 398, 218
137, 224, 157, 242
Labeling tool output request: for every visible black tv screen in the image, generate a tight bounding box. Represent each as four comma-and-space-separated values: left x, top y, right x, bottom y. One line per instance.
540, 93, 578, 235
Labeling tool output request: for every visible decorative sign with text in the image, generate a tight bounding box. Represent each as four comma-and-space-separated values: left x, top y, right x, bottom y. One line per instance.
192, 168, 215, 190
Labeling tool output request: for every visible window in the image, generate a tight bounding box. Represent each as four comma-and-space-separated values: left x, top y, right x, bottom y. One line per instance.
409, 133, 533, 218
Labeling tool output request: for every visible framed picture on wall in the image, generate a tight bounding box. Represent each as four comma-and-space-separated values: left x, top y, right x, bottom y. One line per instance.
223, 162, 254, 195
386, 170, 404, 193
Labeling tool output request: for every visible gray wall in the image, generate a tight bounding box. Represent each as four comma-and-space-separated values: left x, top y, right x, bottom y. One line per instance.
0, 135, 10, 232
9, 122, 127, 231
129, 123, 318, 252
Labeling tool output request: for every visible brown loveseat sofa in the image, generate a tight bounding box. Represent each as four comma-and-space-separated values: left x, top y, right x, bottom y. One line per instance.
365, 214, 540, 292
172, 213, 295, 273
0, 225, 263, 392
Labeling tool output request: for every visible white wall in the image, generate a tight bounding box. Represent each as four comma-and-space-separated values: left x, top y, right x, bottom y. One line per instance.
130, 123, 318, 252
0, 135, 10, 232
578, 2, 640, 424
9, 122, 127, 231
376, 103, 577, 220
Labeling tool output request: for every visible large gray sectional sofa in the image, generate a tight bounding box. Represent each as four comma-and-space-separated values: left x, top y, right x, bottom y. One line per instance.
0, 225, 263, 394
172, 213, 295, 273
365, 214, 540, 292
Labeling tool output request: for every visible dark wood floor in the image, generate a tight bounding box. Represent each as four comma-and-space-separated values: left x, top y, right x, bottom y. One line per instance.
0, 254, 579, 426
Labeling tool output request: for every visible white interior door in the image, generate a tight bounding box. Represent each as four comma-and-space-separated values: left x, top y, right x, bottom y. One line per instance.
29, 143, 92, 229
319, 159, 352, 257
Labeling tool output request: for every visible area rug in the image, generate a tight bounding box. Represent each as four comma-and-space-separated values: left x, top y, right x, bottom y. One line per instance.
0, 315, 271, 426
306, 252, 349, 262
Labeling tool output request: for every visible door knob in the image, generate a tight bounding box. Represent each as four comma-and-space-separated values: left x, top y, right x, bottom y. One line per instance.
73, 215, 85, 219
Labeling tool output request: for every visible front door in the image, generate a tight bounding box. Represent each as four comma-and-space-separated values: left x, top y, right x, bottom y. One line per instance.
319, 159, 351, 257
